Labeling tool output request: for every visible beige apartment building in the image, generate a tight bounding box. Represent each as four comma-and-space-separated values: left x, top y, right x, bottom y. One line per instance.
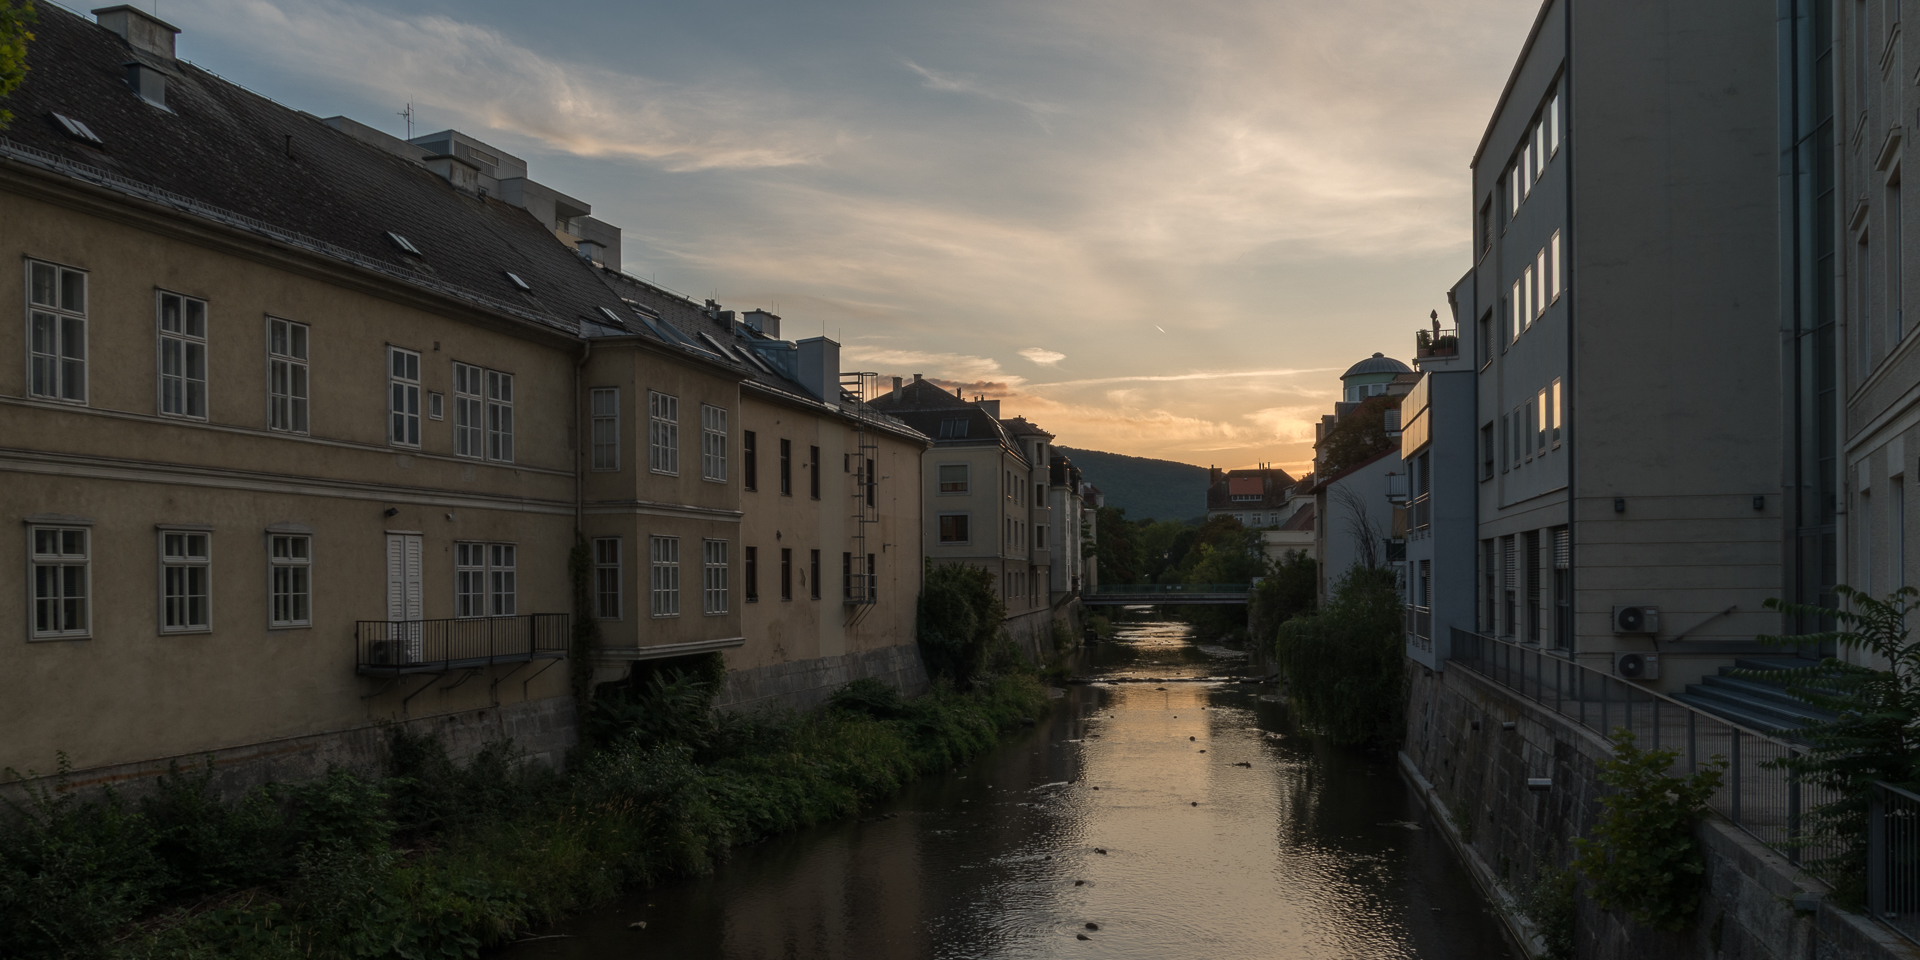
1, 5, 928, 788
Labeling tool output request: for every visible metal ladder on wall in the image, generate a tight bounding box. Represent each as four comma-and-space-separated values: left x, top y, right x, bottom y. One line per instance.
841, 373, 881, 626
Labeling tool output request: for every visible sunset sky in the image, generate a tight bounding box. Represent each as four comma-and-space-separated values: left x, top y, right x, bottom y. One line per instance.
155, 0, 1541, 475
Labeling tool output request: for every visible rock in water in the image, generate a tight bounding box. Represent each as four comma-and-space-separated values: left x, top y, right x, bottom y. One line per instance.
629, 921, 647, 930
1075, 880, 1086, 886
1077, 933, 1091, 941
1095, 847, 1108, 854
1191, 801, 1199, 806
1086, 922, 1100, 930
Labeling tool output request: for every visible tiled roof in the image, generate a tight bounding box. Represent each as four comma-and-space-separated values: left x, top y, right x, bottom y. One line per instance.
1278, 502, 1316, 531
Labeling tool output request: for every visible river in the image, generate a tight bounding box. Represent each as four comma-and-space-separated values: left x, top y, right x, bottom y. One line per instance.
494, 619, 1516, 959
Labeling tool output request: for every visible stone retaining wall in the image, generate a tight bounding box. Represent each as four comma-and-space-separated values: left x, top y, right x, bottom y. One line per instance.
714, 642, 930, 714
1404, 662, 1917, 960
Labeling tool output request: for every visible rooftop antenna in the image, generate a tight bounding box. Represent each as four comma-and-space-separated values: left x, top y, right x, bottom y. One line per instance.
398, 103, 415, 140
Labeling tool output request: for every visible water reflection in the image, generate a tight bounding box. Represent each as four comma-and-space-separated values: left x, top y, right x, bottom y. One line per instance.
496, 620, 1514, 959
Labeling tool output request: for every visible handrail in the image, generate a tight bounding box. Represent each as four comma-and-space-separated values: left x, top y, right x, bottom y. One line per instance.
1088, 583, 1251, 595
355, 613, 569, 675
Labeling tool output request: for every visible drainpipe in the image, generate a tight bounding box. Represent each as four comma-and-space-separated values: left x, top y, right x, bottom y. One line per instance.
575, 339, 593, 532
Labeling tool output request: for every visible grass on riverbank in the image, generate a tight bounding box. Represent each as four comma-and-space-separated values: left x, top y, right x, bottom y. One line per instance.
0, 671, 1050, 959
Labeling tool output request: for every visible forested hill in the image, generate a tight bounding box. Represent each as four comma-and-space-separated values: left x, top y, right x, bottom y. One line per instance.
1054, 446, 1209, 524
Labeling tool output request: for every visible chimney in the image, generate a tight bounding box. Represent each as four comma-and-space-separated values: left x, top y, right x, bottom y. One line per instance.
978, 399, 1001, 418
95, 6, 179, 61
743, 309, 781, 339
891, 376, 903, 396
913, 373, 923, 382
795, 336, 840, 402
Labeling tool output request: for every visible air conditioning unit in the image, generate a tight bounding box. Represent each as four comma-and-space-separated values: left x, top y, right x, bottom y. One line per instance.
1614, 651, 1660, 681
1611, 605, 1659, 634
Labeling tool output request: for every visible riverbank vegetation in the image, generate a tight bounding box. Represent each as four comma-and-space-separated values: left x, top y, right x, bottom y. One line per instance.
1270, 566, 1404, 749
1, 659, 1048, 959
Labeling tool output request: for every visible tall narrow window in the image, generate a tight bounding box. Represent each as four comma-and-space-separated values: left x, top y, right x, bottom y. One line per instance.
842, 551, 852, 599
388, 346, 421, 446
1896, 476, 1908, 591
1510, 280, 1523, 342
456, 542, 486, 618
1480, 311, 1494, 367
1482, 539, 1497, 632
1502, 535, 1517, 636
650, 536, 680, 616
488, 543, 516, 616
1522, 263, 1536, 326
745, 546, 759, 602
701, 404, 728, 481
1547, 93, 1561, 153
743, 431, 758, 490
703, 540, 729, 614
1481, 423, 1495, 479
1499, 414, 1509, 471
1552, 529, 1571, 649
594, 537, 621, 619
160, 530, 211, 633
1536, 389, 1548, 452
779, 439, 792, 495
453, 363, 484, 458
866, 459, 876, 507
268, 318, 308, 433
1549, 231, 1563, 302
486, 370, 514, 462
30, 525, 89, 639
1534, 249, 1548, 318
1508, 166, 1520, 220
1519, 141, 1532, 199
867, 554, 877, 602
780, 547, 793, 600
27, 260, 87, 403
1892, 173, 1904, 343
1525, 531, 1542, 642
157, 292, 208, 419
810, 549, 821, 600
591, 387, 619, 471
1551, 379, 1563, 445
649, 392, 679, 474
269, 534, 311, 627
1862, 232, 1875, 366
810, 446, 821, 499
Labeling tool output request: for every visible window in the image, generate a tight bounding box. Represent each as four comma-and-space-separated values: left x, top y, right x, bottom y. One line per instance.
1534, 249, 1548, 318
940, 463, 969, 494
591, 388, 620, 471
1499, 414, 1509, 471
1525, 530, 1542, 642
866, 459, 876, 507
594, 537, 621, 619
1480, 311, 1494, 367
157, 292, 208, 419
160, 530, 211, 633
1551, 379, 1563, 445
1536, 389, 1548, 452
1516, 405, 1528, 462
29, 525, 89, 639
454, 363, 484, 458
269, 534, 311, 627
1519, 141, 1532, 200
867, 554, 877, 602
701, 404, 728, 481
1481, 422, 1495, 480
1479, 199, 1492, 255
1036, 524, 1048, 549
454, 542, 515, 617
1522, 263, 1535, 327
842, 551, 853, 599
1502, 535, 1517, 636
649, 392, 679, 474
1482, 539, 1497, 632
743, 431, 757, 490
1892, 172, 1904, 343
745, 546, 759, 601
810, 446, 821, 499
389, 347, 421, 446
779, 439, 792, 495
1549, 231, 1563, 303
486, 370, 514, 462
1547, 93, 1561, 153
27, 260, 87, 403
1510, 280, 1522, 342
938, 418, 969, 439
780, 547, 793, 600
939, 513, 969, 543
650, 536, 680, 616
428, 392, 444, 420
268, 318, 308, 433
810, 550, 821, 600
703, 540, 729, 614
1862, 231, 1874, 366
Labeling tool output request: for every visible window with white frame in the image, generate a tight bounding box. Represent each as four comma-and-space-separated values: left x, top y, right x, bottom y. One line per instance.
1549, 231, 1563, 302
29, 525, 89, 639
268, 318, 308, 433
1535, 389, 1548, 453
650, 536, 680, 616
488, 543, 516, 615
1510, 279, 1522, 342
157, 292, 208, 419
1534, 249, 1548, 319
649, 391, 679, 475
453, 362, 484, 458
591, 388, 619, 471
701, 404, 728, 482
389, 347, 421, 446
1547, 93, 1561, 153
27, 260, 87, 403
486, 370, 515, 462
1551, 379, 1563, 445
160, 530, 211, 633
454, 542, 516, 617
703, 539, 729, 613
939, 463, 969, 493
1522, 263, 1535, 327
269, 534, 311, 627
594, 537, 621, 619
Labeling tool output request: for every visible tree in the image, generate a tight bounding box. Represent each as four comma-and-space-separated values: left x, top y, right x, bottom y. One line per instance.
0, 1, 34, 129
916, 562, 1007, 683
1272, 565, 1404, 748
1250, 550, 1316, 641
1316, 394, 1400, 478
1092, 505, 1139, 585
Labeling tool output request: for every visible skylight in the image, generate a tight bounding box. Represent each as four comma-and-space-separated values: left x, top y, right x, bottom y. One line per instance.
386, 232, 421, 256
52, 113, 103, 146
505, 271, 531, 292
938, 418, 971, 439
699, 332, 739, 362
598, 306, 626, 327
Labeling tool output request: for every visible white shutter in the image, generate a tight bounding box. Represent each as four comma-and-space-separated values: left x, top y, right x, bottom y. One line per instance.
386, 535, 405, 622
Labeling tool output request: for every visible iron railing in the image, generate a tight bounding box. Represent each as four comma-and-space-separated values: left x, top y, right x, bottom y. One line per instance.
356, 614, 569, 675
1871, 782, 1920, 942
1415, 327, 1460, 358
1411, 493, 1431, 531
1452, 628, 1840, 866
1087, 583, 1250, 596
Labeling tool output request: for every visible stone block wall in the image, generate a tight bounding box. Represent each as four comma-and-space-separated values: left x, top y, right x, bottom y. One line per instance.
714, 642, 930, 714
1404, 663, 1915, 960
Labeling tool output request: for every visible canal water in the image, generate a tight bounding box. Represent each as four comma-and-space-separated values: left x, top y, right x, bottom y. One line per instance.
496, 619, 1515, 959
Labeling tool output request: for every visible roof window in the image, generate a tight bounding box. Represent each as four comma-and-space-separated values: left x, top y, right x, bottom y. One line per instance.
386, 232, 421, 256
597, 306, 626, 328
53, 113, 104, 146
938, 418, 970, 439
699, 332, 739, 361
505, 271, 531, 292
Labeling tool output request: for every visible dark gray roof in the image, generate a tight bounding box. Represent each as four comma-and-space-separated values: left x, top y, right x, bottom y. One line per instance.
1341, 353, 1413, 379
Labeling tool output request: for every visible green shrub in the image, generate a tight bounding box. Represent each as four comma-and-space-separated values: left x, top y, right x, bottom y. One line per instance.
917, 563, 1005, 683
1572, 730, 1725, 932
1272, 566, 1403, 748
1512, 860, 1576, 959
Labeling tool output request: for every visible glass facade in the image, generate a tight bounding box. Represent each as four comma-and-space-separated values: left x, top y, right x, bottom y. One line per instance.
1785, 0, 1838, 635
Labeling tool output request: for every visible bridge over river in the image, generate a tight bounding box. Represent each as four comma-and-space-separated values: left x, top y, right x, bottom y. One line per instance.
1080, 583, 1251, 606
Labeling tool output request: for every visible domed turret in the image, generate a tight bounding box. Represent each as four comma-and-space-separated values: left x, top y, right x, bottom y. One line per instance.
1339, 352, 1411, 402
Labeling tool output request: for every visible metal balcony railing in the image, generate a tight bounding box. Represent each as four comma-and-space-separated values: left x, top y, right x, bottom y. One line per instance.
1870, 782, 1920, 944
1411, 493, 1431, 531
355, 614, 569, 675
1415, 327, 1459, 358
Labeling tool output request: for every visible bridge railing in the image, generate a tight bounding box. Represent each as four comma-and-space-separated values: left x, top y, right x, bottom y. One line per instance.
1087, 583, 1251, 595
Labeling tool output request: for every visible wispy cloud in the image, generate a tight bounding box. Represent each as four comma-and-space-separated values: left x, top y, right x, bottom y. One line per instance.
1019, 347, 1066, 365
1030, 368, 1337, 388
903, 59, 1062, 126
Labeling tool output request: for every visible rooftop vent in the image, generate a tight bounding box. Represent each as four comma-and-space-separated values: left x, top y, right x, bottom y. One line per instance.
93, 6, 179, 61
743, 308, 780, 339
386, 232, 421, 256
52, 113, 104, 146
505, 271, 531, 292
124, 62, 167, 109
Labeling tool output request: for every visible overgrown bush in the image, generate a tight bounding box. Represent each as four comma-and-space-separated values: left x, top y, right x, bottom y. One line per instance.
1272, 565, 1403, 748
1571, 730, 1725, 932
1512, 860, 1576, 960
917, 562, 1006, 683
1249, 549, 1316, 641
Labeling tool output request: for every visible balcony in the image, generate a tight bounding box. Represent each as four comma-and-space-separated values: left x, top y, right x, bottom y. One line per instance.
1410, 492, 1430, 531
1407, 605, 1431, 650
1415, 327, 1459, 359
355, 614, 569, 675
